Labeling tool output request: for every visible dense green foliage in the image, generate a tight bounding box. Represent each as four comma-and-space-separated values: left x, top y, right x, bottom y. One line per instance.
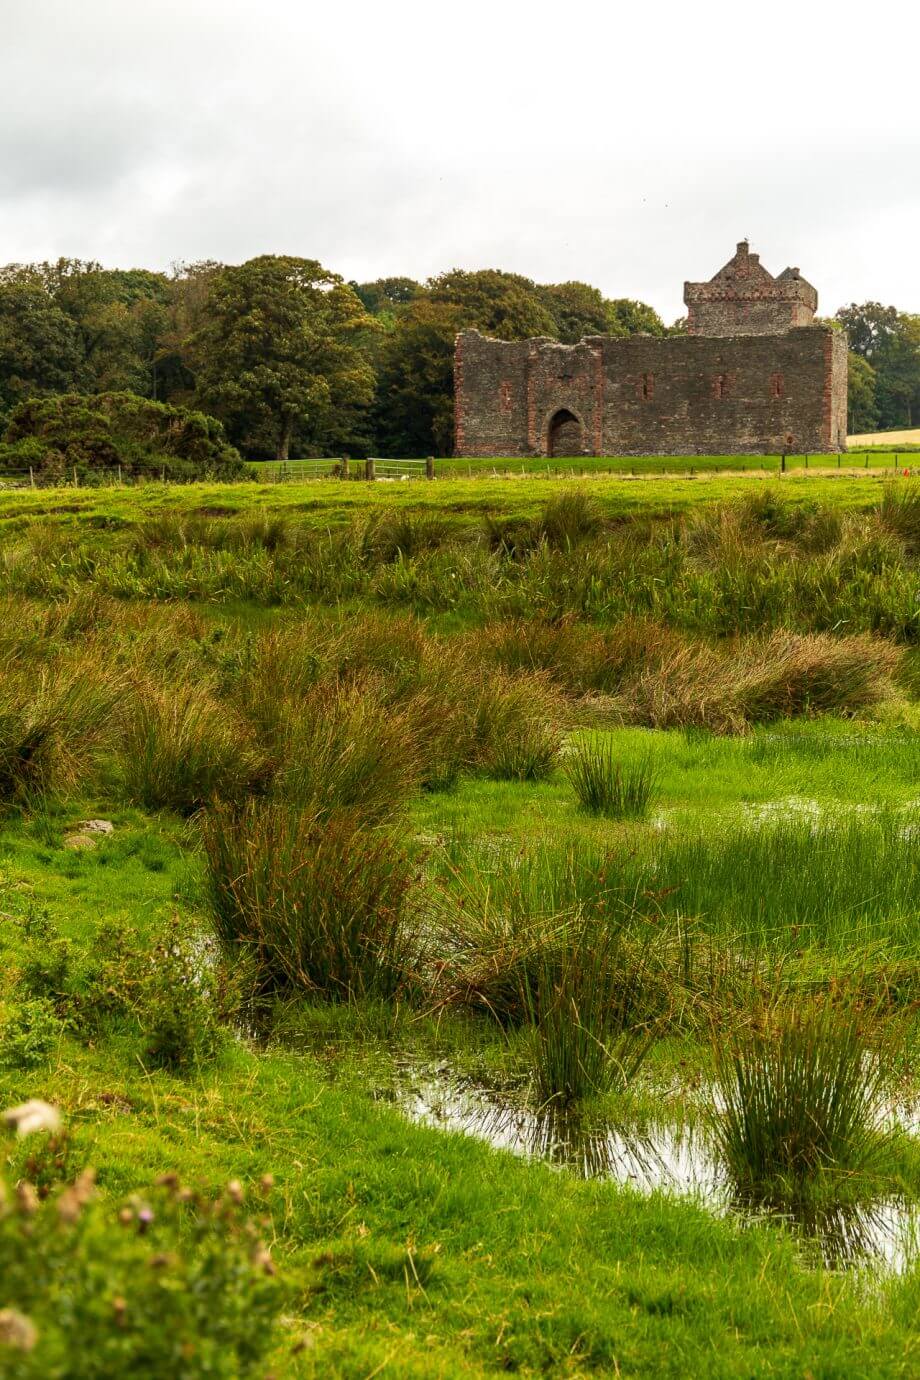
3, 253, 918, 461
837, 302, 920, 431
0, 256, 673, 461
1, 393, 246, 481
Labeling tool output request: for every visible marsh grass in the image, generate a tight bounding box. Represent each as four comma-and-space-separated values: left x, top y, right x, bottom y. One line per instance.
521, 911, 658, 1105
358, 510, 453, 563
2, 488, 918, 646
714, 998, 896, 1200
878, 485, 920, 554
565, 735, 659, 818
436, 814, 920, 990
470, 672, 561, 782
537, 490, 603, 549
120, 681, 260, 814
202, 801, 419, 1000
274, 684, 423, 822
0, 657, 120, 801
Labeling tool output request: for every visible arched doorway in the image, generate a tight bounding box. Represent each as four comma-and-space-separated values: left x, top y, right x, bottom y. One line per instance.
548, 409, 583, 457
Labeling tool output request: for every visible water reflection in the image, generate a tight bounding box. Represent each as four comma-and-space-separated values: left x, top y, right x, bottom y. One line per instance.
382, 1065, 920, 1274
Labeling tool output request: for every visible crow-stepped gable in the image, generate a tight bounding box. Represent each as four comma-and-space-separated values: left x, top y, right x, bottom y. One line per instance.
454, 243, 846, 458
684, 240, 818, 337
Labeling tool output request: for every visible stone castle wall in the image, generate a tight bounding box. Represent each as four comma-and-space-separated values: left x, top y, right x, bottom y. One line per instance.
454, 326, 848, 457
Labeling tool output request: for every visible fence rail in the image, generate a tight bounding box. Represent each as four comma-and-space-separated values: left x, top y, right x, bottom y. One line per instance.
370, 458, 430, 480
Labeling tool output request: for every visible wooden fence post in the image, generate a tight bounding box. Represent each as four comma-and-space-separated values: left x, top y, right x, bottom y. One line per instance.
365, 457, 376, 481
425, 456, 435, 480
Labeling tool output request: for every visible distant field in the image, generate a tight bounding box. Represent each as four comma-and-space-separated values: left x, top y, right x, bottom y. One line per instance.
849, 428, 920, 448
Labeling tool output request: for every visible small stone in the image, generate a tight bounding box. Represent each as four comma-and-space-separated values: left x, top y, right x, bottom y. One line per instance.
64, 832, 96, 850
80, 820, 114, 835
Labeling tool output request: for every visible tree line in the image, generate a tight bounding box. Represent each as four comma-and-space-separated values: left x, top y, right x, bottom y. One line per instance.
0, 254, 915, 461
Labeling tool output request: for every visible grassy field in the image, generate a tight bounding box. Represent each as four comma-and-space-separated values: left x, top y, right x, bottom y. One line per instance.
1, 475, 920, 1375
250, 450, 920, 481
0, 467, 914, 535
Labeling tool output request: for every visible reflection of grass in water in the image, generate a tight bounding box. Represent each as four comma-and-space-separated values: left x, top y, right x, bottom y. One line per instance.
757, 1195, 920, 1273
389, 1061, 920, 1271
520, 912, 658, 1105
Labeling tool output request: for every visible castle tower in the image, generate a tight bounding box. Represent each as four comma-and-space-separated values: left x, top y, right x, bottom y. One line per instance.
683, 241, 818, 336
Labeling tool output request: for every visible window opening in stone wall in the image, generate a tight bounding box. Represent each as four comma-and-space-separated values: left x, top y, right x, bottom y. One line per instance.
713, 374, 728, 398
641, 372, 654, 400
770, 372, 785, 399
499, 379, 513, 414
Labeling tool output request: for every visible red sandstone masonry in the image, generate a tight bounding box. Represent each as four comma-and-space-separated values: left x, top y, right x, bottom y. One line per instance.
454, 333, 465, 454
592, 347, 604, 455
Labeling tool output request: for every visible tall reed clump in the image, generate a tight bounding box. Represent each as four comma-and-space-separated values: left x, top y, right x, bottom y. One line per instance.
120, 682, 261, 814
521, 911, 657, 1105
714, 998, 894, 1201
435, 842, 657, 1102
537, 490, 603, 549
616, 630, 901, 732
0, 656, 120, 803
201, 801, 419, 1000
877, 484, 920, 555
469, 671, 561, 782
470, 615, 678, 697
271, 682, 423, 823
564, 735, 659, 819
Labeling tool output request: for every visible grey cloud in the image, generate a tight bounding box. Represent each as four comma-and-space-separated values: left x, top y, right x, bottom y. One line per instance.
0, 0, 917, 317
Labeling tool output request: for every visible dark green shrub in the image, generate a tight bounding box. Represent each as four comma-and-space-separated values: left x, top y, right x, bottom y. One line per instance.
202, 802, 419, 1000
138, 925, 228, 1073
0, 999, 63, 1068
4, 392, 248, 482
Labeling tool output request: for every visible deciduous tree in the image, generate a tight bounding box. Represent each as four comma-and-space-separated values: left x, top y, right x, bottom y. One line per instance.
187, 256, 376, 461
0, 282, 87, 419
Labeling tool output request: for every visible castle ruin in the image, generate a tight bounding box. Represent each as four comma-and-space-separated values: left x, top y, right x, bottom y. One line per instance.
454, 242, 847, 457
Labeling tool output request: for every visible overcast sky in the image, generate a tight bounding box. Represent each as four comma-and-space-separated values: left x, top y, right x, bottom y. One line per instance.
1, 0, 917, 323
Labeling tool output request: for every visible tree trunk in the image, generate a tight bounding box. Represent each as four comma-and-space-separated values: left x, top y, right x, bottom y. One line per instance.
276, 414, 294, 463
